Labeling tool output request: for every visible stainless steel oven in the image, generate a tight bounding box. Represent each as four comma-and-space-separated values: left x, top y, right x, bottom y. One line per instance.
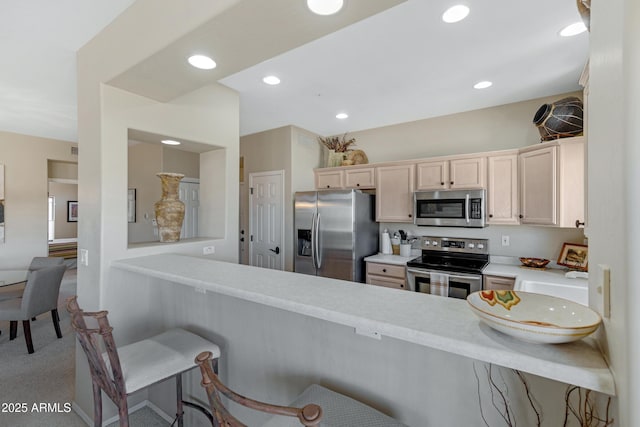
407, 267, 482, 299
414, 189, 486, 227
406, 236, 489, 299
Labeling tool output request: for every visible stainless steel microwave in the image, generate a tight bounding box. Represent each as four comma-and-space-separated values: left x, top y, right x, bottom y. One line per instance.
413, 189, 486, 227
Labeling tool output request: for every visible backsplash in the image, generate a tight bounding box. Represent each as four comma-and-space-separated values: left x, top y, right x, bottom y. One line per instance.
380, 223, 585, 262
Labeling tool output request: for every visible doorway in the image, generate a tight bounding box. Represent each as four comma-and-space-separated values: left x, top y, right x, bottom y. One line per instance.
249, 170, 284, 270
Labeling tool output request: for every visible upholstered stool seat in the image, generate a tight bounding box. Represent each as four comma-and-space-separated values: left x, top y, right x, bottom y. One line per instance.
115, 328, 220, 394
262, 384, 407, 427
196, 351, 407, 427
67, 297, 220, 427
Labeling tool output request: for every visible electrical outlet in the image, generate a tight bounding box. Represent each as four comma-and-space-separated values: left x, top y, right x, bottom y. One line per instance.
203, 246, 215, 255
501, 235, 510, 246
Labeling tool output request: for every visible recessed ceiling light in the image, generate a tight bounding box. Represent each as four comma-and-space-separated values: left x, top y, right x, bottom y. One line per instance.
336, 113, 349, 119
307, 0, 344, 15
560, 22, 587, 37
263, 75, 281, 85
473, 81, 493, 89
161, 139, 181, 146
188, 55, 216, 70
442, 5, 470, 23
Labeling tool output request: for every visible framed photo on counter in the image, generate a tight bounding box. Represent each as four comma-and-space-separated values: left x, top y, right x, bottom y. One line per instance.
557, 242, 588, 271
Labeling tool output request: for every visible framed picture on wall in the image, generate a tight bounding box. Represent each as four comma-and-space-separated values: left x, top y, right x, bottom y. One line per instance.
127, 189, 136, 223
67, 201, 78, 222
557, 242, 588, 271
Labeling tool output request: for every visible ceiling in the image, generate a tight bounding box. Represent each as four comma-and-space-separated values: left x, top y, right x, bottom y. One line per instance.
1, 0, 588, 143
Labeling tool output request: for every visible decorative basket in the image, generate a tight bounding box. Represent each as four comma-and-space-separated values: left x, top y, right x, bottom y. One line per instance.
519, 257, 550, 269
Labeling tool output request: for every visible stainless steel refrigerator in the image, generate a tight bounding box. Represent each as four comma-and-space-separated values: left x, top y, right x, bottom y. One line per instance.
294, 189, 378, 283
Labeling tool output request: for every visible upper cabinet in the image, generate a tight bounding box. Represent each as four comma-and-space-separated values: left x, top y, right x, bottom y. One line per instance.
416, 156, 485, 190
314, 166, 375, 189
487, 152, 519, 225
315, 169, 343, 189
519, 137, 584, 228
344, 167, 376, 189
376, 163, 415, 223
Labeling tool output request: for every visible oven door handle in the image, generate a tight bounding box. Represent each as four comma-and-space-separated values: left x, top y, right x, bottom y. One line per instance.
465, 193, 470, 224
407, 268, 480, 282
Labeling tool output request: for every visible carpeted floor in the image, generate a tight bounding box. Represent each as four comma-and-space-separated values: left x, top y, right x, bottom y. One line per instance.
0, 269, 169, 427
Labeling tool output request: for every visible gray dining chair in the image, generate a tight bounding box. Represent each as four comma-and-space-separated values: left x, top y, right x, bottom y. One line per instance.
0, 257, 65, 302
0, 264, 67, 354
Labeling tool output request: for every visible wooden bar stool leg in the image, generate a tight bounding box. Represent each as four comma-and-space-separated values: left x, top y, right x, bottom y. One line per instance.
92, 381, 102, 427
176, 374, 184, 427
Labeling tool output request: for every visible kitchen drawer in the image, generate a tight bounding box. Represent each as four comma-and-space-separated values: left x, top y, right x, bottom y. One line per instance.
484, 275, 515, 291
368, 275, 407, 290
366, 262, 406, 279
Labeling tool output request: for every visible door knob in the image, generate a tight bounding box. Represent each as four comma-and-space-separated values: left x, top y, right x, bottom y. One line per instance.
575, 220, 585, 228
269, 246, 280, 255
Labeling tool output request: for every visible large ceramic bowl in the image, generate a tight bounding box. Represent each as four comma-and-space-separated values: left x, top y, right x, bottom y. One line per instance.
467, 290, 601, 344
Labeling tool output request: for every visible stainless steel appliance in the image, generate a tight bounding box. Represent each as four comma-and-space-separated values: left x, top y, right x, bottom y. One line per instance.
406, 236, 489, 299
294, 190, 378, 283
414, 189, 486, 227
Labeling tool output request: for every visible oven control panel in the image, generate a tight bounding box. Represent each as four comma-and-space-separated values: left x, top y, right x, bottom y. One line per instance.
419, 236, 489, 254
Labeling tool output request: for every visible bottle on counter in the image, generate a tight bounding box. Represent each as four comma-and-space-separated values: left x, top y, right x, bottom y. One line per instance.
381, 228, 392, 254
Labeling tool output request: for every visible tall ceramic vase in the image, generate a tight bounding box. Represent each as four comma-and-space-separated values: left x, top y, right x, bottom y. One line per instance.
155, 172, 185, 242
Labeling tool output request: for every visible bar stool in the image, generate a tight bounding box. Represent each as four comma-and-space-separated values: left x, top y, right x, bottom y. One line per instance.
66, 296, 220, 427
196, 351, 408, 427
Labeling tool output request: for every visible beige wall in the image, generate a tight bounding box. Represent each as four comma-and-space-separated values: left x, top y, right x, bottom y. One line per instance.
0, 131, 77, 268
240, 125, 324, 271
162, 146, 199, 178
49, 181, 78, 239
240, 126, 292, 269
348, 91, 582, 163
127, 142, 162, 243
48, 160, 78, 180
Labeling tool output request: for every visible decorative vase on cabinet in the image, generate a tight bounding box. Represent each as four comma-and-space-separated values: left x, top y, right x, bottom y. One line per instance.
326, 149, 345, 168
155, 172, 185, 242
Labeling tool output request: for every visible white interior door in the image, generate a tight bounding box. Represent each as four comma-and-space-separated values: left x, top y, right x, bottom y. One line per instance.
179, 180, 199, 239
249, 170, 284, 270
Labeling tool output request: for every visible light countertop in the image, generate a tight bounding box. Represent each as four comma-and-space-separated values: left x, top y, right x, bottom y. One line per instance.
364, 252, 419, 265
111, 254, 614, 396
483, 262, 588, 288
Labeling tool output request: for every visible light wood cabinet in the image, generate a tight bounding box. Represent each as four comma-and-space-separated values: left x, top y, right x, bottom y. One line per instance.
416, 157, 485, 190
366, 262, 407, 290
484, 275, 515, 291
344, 167, 375, 189
487, 152, 519, 225
315, 166, 375, 189
519, 137, 584, 227
376, 163, 415, 223
315, 169, 343, 189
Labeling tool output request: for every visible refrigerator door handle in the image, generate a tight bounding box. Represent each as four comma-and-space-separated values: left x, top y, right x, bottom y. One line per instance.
315, 212, 322, 268
311, 212, 317, 269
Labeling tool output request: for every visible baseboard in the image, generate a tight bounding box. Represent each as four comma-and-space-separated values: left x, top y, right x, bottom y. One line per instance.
71, 401, 92, 426
72, 399, 174, 426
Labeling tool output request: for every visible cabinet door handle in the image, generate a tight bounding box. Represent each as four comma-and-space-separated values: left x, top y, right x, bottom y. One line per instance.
326, 185, 330, 188
489, 214, 493, 218
382, 268, 387, 273
440, 182, 445, 186
408, 214, 412, 218
519, 214, 523, 219
450, 181, 454, 185
357, 183, 360, 187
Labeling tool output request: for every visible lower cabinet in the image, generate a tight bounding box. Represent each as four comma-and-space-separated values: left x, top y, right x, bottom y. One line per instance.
366, 262, 407, 290
484, 275, 515, 291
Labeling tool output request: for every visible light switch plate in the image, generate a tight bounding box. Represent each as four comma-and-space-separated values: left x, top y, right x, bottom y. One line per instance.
80, 249, 89, 266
